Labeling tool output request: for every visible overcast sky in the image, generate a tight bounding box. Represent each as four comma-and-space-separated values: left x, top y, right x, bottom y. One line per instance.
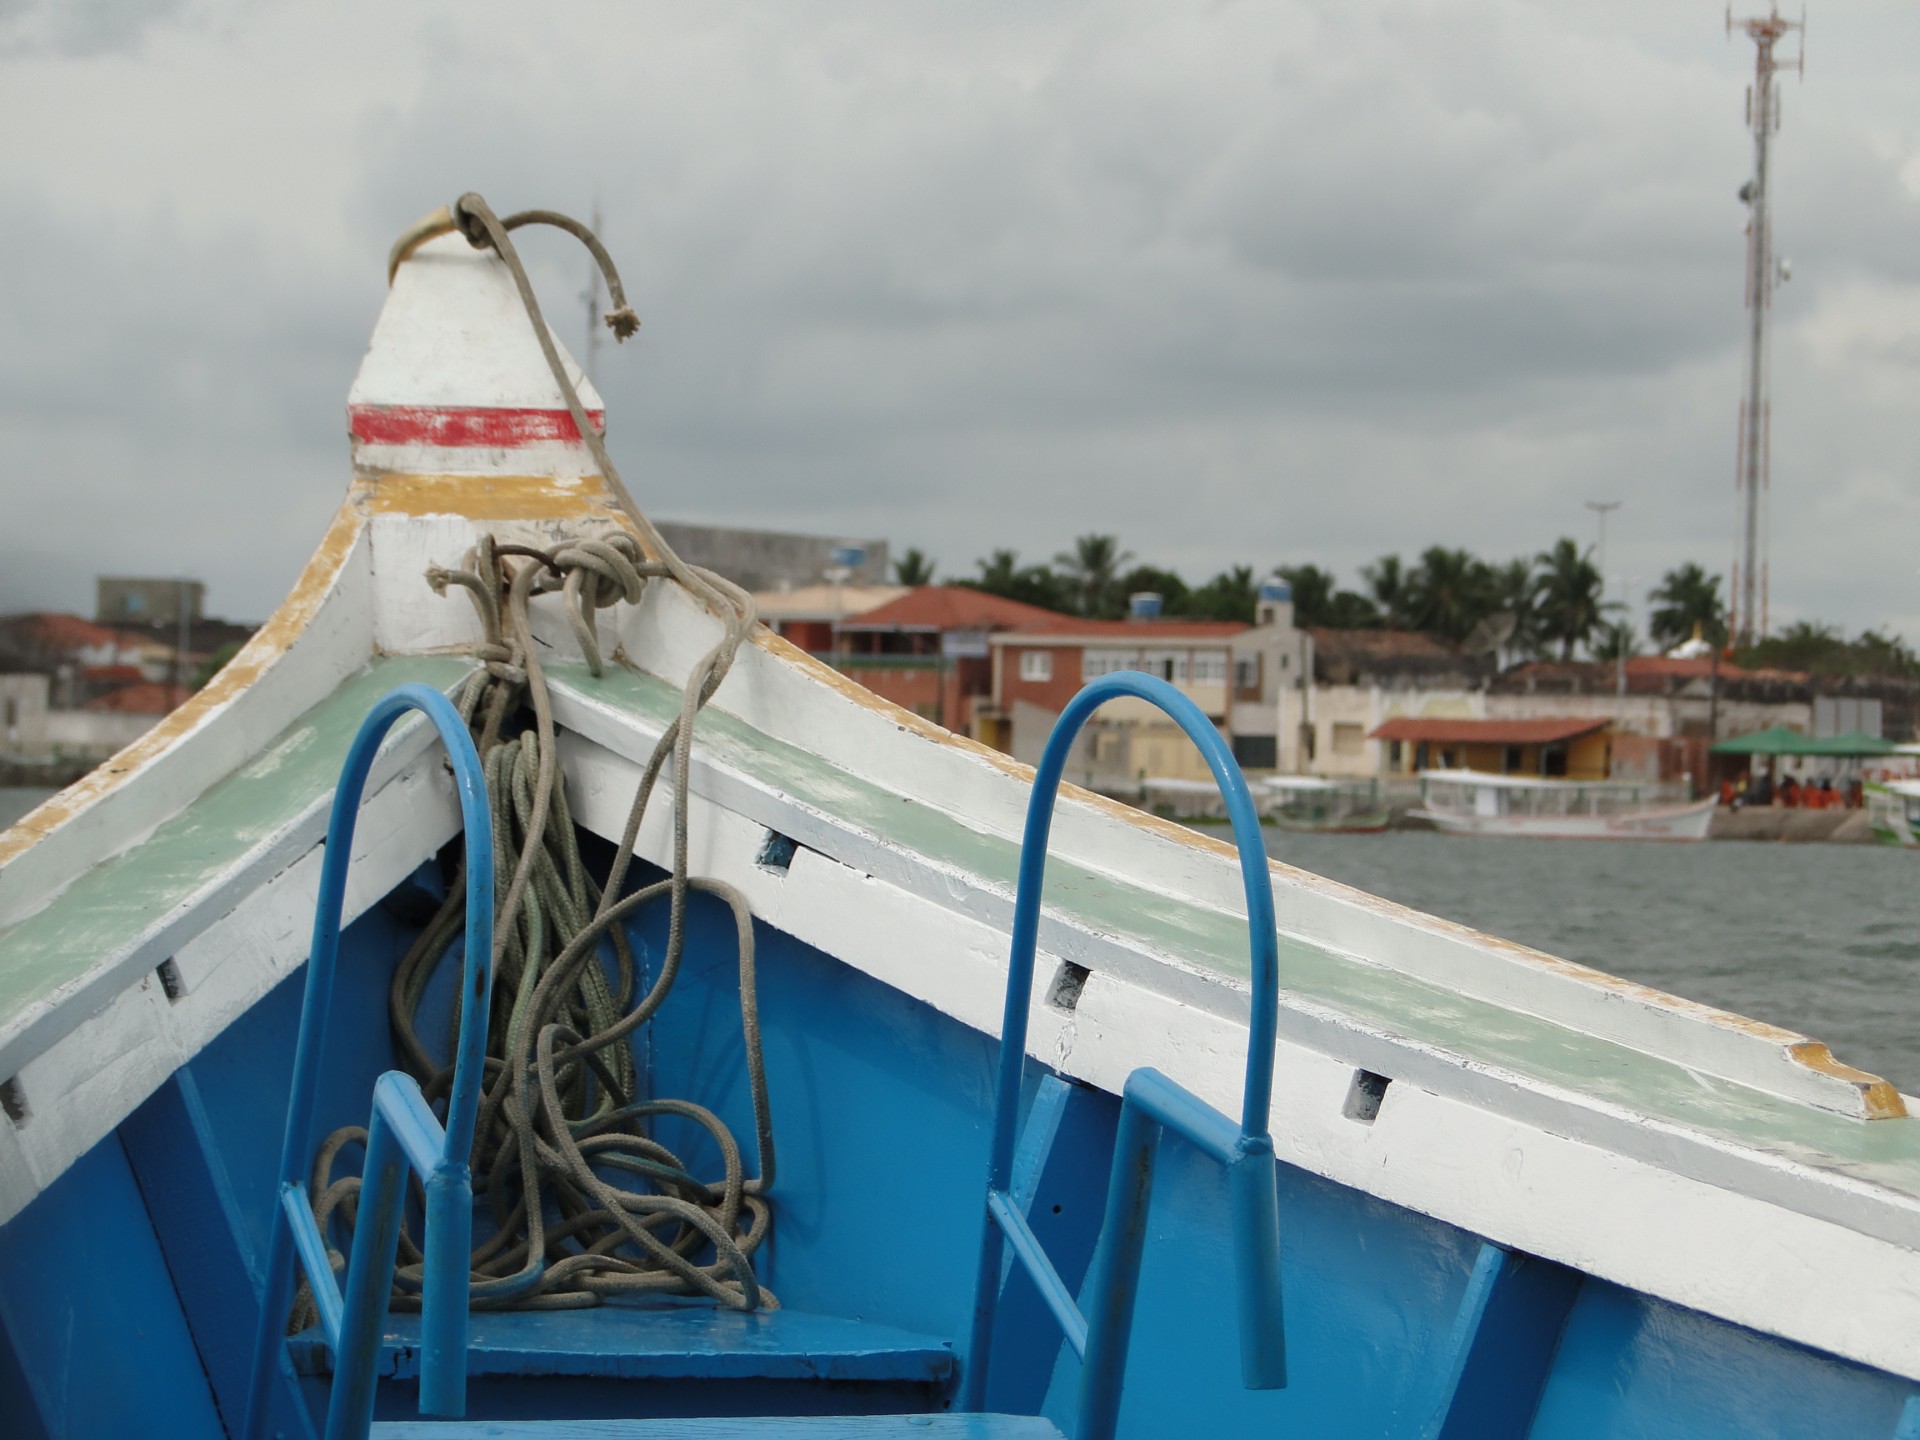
2, 1, 1917, 642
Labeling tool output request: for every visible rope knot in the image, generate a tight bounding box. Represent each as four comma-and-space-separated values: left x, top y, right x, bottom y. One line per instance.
604, 306, 640, 341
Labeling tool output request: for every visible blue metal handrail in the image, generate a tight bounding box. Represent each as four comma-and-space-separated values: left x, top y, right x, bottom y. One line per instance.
962, 672, 1286, 1440
241, 683, 495, 1440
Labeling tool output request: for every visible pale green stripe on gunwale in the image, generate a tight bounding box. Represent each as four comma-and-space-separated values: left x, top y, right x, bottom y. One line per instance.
548, 661, 1920, 1203
0, 657, 475, 1033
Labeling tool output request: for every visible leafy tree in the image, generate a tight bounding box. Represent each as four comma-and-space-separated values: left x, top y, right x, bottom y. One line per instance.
962, 550, 1069, 612
1053, 533, 1135, 618
1647, 564, 1726, 650
1533, 537, 1606, 661
1847, 629, 1920, 678
1272, 564, 1382, 628
1739, 623, 1920, 678
1489, 557, 1542, 659
1185, 566, 1258, 625
1363, 554, 1412, 628
1116, 565, 1190, 616
892, 547, 936, 586
1404, 546, 1498, 644
1590, 620, 1640, 663
1275, 565, 1336, 627
1324, 590, 1383, 629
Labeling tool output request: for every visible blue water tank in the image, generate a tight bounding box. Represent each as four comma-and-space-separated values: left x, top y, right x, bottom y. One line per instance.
1259, 577, 1292, 604
1129, 592, 1164, 619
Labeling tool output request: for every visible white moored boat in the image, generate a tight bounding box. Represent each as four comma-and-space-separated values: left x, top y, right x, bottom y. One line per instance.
1866, 779, 1920, 848
1415, 769, 1717, 842
1258, 776, 1392, 834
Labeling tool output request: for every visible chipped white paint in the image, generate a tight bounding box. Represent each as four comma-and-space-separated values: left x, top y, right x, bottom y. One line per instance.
348, 233, 605, 480
0, 749, 459, 1224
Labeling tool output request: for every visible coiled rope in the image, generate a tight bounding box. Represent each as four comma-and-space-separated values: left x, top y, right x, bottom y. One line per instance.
298, 197, 775, 1321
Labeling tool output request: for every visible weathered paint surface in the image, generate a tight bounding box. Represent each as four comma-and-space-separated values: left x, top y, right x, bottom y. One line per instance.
0, 657, 470, 1039
363, 472, 613, 522
543, 660, 1920, 1212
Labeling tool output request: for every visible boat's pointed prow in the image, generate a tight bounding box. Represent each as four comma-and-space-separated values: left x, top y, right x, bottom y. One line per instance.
348, 229, 607, 480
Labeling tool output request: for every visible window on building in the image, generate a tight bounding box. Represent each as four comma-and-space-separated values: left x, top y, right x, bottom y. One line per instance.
1082, 648, 1137, 679
1502, 745, 1523, 774
1143, 651, 1186, 683
1191, 652, 1228, 683
2, 698, 13, 728
1019, 650, 1052, 683
1233, 657, 1260, 694
1332, 722, 1364, 756
1388, 740, 1403, 770
1232, 735, 1276, 769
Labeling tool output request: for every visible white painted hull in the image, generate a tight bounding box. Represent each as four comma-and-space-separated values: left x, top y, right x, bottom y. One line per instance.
1866, 780, 1920, 848
1419, 797, 1717, 842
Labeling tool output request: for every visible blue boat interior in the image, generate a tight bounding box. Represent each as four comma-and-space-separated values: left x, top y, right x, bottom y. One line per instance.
1, 678, 1918, 1438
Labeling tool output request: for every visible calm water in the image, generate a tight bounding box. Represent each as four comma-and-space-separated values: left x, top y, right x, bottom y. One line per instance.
1268, 830, 1920, 1092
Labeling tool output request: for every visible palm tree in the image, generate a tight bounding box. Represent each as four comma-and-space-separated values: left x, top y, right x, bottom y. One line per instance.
1275, 565, 1337, 628
1590, 619, 1639, 663
1533, 538, 1606, 661
1053, 534, 1134, 618
1404, 547, 1497, 644
1186, 566, 1258, 625
892, 547, 936, 587
1362, 555, 1411, 628
1489, 557, 1541, 659
970, 550, 1024, 597
1324, 590, 1383, 628
1646, 564, 1726, 651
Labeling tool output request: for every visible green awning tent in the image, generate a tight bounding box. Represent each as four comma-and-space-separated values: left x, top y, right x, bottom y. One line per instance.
1710, 726, 1894, 757
1804, 730, 1896, 757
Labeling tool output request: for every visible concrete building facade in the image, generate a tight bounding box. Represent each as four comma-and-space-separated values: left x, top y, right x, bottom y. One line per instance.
658, 522, 890, 593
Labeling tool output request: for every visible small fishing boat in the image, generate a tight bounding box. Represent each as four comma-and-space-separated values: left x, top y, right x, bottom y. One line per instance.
1257, 776, 1392, 834
3, 198, 1919, 1440
1864, 779, 1920, 848
1413, 768, 1717, 842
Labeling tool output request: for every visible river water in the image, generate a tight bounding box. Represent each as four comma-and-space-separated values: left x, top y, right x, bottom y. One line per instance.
1269, 830, 1920, 1093
4, 786, 1914, 1090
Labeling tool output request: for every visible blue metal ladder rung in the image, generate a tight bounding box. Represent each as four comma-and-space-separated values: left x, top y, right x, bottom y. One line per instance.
370, 1415, 1065, 1438
287, 1305, 957, 1386
962, 672, 1289, 1440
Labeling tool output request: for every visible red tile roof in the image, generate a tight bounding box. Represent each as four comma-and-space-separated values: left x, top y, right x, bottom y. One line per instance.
80, 664, 146, 684
1368, 716, 1609, 745
997, 617, 1247, 641
841, 586, 1066, 632
8, 612, 143, 652
83, 681, 189, 715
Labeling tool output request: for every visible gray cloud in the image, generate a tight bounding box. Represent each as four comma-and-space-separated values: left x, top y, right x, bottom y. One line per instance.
0, 0, 189, 58
1, 0, 1916, 644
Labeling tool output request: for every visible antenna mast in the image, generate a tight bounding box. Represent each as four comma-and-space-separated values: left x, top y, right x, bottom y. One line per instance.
1727, 5, 1803, 647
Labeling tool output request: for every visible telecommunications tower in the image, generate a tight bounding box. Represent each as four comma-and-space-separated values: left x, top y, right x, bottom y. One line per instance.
1727, 5, 1803, 647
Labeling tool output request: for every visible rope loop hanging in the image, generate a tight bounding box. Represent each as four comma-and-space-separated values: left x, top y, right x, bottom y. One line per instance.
297, 199, 775, 1325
